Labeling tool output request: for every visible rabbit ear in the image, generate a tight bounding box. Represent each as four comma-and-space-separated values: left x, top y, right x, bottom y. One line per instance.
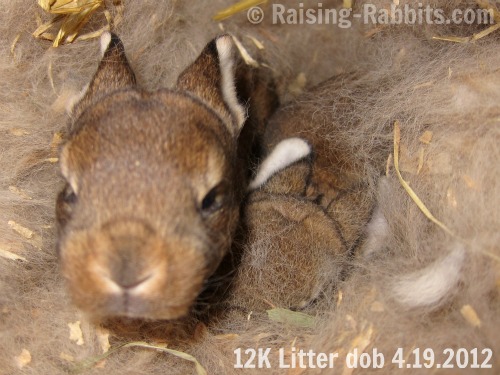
249, 138, 312, 191
176, 35, 246, 137
68, 32, 136, 117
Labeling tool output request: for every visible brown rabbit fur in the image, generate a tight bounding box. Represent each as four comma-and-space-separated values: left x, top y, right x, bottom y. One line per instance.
230, 78, 382, 311
57, 33, 267, 321
1, 1, 500, 374
230, 141, 347, 310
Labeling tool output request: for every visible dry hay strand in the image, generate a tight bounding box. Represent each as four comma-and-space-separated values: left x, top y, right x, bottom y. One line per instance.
433, 0, 500, 42
33, 0, 124, 47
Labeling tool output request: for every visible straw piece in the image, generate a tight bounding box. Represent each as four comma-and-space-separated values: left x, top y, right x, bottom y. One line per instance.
343, 0, 353, 8
38, 0, 102, 15
15, 349, 31, 369
51, 132, 64, 156
419, 130, 433, 144
76, 26, 109, 41
73, 341, 207, 375
460, 305, 482, 327
337, 290, 343, 307
124, 342, 207, 375
394, 135, 499, 260
33, 15, 64, 38
54, 3, 101, 46
393, 121, 455, 237
342, 323, 373, 375
392, 127, 500, 264
350, 323, 373, 352
247, 35, 264, 50
34, 0, 119, 47
10, 34, 21, 56
267, 308, 315, 328
433, 3, 499, 44
213, 0, 267, 21
10, 128, 30, 136
48, 60, 55, 92
68, 321, 85, 345
288, 72, 307, 96
60, 352, 75, 362
416, 147, 424, 175
96, 327, 110, 353
432, 35, 471, 43
0, 247, 27, 262
9, 186, 33, 200
385, 153, 392, 177
472, 22, 500, 40
231, 35, 259, 67
8, 221, 34, 239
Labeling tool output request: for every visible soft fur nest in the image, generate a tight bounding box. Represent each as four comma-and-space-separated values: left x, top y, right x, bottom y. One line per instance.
1, 0, 499, 374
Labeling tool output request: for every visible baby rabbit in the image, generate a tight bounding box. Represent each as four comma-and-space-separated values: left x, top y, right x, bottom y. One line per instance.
56, 32, 267, 320
230, 138, 348, 310
263, 76, 377, 252
230, 75, 380, 311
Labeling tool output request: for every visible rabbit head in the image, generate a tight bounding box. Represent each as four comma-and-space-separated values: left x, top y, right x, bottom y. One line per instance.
57, 33, 247, 320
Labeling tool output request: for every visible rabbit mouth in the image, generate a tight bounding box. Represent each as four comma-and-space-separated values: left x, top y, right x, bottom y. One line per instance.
70, 277, 197, 320
60, 218, 212, 320
69, 265, 204, 320
111, 294, 192, 320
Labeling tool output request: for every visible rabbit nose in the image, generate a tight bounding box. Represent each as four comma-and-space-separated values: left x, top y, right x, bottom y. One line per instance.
108, 236, 154, 290
100, 218, 158, 291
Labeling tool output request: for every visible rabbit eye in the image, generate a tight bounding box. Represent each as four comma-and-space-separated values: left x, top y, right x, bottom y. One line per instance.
200, 185, 224, 215
63, 185, 77, 203
56, 183, 77, 228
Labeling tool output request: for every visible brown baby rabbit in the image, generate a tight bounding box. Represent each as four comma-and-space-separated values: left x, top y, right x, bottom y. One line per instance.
230, 75, 383, 311
56, 32, 272, 320
231, 138, 349, 310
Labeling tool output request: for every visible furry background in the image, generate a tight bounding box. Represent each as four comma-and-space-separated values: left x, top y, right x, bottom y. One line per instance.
1, 0, 499, 374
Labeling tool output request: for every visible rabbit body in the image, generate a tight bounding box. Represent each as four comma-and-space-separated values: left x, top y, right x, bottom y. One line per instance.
231, 76, 382, 310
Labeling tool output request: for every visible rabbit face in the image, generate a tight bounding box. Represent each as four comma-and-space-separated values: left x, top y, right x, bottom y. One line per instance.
57, 33, 245, 320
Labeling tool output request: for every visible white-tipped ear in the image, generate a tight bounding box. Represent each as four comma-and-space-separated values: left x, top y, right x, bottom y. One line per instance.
249, 138, 311, 191
216, 35, 246, 130
65, 32, 110, 116
176, 35, 247, 136
69, 32, 136, 119
99, 31, 112, 57
391, 244, 465, 309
